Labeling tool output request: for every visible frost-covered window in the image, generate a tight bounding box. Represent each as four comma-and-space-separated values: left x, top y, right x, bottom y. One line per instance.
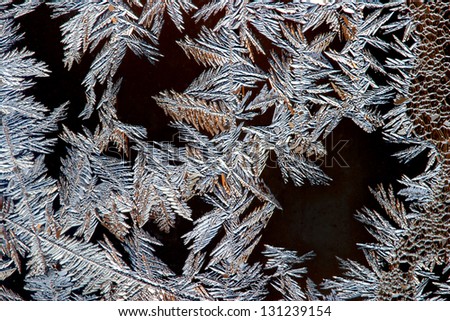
0, 1, 448, 301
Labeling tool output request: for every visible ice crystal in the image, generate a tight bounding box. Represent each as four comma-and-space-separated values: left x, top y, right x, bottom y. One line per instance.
0, 0, 448, 301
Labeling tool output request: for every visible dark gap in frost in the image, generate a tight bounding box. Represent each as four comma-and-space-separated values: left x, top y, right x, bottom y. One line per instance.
115, 14, 205, 144
187, 195, 215, 222
246, 103, 276, 127
91, 223, 131, 266
255, 119, 428, 288
146, 217, 193, 276
16, 4, 97, 180
0, 262, 30, 300
398, 262, 411, 273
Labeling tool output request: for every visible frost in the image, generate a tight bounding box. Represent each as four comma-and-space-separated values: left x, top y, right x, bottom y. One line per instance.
0, 0, 448, 301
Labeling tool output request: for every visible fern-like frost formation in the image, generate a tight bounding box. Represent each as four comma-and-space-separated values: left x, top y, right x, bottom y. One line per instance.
0, 1, 448, 301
